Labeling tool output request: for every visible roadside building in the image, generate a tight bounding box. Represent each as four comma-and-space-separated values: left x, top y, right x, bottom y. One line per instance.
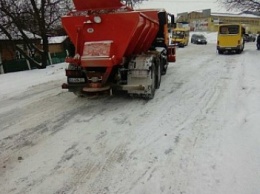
0, 33, 69, 74
47, 36, 69, 54
44, 36, 69, 64
0, 31, 41, 73
177, 9, 260, 33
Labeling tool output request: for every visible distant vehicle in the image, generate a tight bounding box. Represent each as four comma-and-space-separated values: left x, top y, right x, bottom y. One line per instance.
191, 34, 207, 44
217, 24, 245, 54
171, 28, 190, 47
243, 34, 249, 42
251, 34, 256, 42
244, 33, 256, 42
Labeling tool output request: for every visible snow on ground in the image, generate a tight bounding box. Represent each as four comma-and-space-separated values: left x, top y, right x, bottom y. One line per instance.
0, 32, 260, 194
0, 63, 67, 99
0, 33, 217, 99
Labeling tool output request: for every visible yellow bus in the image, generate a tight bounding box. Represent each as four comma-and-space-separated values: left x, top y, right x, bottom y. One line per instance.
171, 28, 189, 47
217, 24, 246, 54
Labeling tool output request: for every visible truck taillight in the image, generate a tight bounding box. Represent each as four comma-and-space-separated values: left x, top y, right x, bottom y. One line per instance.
167, 46, 176, 62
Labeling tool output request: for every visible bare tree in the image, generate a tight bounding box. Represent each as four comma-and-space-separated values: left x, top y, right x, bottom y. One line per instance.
219, 0, 260, 12
0, 0, 72, 69
0, 0, 147, 69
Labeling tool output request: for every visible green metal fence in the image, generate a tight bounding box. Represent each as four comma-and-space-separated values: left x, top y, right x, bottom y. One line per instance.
2, 52, 67, 73
3, 59, 29, 73
50, 52, 67, 64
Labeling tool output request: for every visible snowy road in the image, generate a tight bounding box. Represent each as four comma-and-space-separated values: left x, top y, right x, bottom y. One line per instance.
0, 42, 260, 194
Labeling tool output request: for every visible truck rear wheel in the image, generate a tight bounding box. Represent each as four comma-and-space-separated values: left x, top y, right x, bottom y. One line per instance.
218, 50, 224, 54
236, 49, 242, 54
144, 63, 156, 99
161, 58, 168, 75
155, 61, 161, 89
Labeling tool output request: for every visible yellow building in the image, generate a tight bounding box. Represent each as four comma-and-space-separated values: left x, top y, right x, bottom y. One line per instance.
177, 9, 260, 33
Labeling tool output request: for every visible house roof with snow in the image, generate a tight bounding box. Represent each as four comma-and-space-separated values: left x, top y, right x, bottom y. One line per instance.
211, 12, 260, 18
179, 9, 260, 19
48, 36, 68, 44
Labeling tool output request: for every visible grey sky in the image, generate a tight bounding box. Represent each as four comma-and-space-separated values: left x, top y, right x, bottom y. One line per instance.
137, 0, 232, 16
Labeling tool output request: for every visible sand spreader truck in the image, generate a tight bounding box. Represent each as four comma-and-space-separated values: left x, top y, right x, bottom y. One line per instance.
61, 0, 176, 99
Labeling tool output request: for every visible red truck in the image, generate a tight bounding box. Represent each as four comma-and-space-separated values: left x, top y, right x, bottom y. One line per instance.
61, 0, 176, 99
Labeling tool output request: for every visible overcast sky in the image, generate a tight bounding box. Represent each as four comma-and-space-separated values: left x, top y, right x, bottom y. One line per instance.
137, 0, 234, 16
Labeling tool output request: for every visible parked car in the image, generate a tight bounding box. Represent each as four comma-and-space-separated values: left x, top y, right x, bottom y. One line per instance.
191, 34, 207, 44
244, 33, 256, 42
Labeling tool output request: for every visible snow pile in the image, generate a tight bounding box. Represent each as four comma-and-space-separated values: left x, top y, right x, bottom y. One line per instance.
0, 63, 67, 99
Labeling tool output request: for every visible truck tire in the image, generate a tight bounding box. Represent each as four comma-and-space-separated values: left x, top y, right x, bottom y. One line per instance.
161, 58, 168, 75
218, 50, 224, 54
155, 60, 161, 89
236, 49, 242, 54
145, 63, 156, 99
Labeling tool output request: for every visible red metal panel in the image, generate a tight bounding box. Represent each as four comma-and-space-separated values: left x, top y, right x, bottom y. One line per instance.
124, 15, 147, 56
142, 22, 159, 51
139, 9, 161, 21
62, 11, 159, 65
61, 15, 84, 47
139, 10, 161, 51
138, 20, 158, 53
131, 16, 153, 55
73, 0, 123, 10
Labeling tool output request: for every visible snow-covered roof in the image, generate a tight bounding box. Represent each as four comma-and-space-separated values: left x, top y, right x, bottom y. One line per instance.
183, 10, 260, 19
48, 36, 68, 44
211, 12, 260, 18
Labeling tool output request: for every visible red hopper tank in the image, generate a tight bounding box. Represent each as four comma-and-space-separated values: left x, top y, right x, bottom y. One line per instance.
62, 1, 159, 67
